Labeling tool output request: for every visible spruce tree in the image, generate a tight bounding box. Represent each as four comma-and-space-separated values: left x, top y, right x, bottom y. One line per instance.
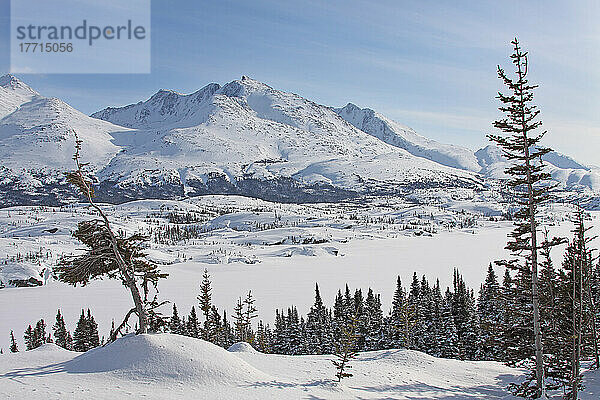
488, 38, 561, 397
243, 291, 258, 344
364, 288, 384, 351
221, 310, 236, 349
186, 306, 200, 338
198, 268, 212, 340
73, 310, 88, 352
207, 306, 224, 346
233, 298, 246, 342
9, 331, 18, 353
306, 283, 333, 354
273, 309, 287, 354
408, 273, 422, 350
170, 303, 183, 335
53, 309, 72, 350
552, 208, 597, 398
352, 288, 366, 350
439, 291, 459, 359
387, 276, 415, 349
86, 309, 100, 349
478, 265, 503, 360
33, 319, 47, 348
24, 325, 35, 350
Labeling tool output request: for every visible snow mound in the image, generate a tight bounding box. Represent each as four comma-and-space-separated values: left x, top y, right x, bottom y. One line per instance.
65, 334, 270, 384
228, 342, 259, 353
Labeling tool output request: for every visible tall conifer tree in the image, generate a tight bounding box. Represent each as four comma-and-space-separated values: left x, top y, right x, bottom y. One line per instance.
488, 38, 561, 397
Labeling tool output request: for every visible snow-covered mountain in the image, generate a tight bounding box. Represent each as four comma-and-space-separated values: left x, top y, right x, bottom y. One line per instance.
0, 73, 598, 207
0, 77, 482, 206
334, 103, 481, 172
334, 102, 600, 194
0, 75, 131, 206
476, 145, 600, 193
91, 77, 483, 202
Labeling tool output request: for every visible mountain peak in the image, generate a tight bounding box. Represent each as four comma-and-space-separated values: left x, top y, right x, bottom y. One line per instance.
0, 74, 38, 94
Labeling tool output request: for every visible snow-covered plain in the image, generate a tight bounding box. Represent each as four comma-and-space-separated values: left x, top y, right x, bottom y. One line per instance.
0, 333, 525, 399
1, 194, 597, 355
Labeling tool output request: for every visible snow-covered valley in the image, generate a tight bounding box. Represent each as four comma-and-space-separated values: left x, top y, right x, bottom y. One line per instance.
1, 70, 600, 399
1, 194, 597, 352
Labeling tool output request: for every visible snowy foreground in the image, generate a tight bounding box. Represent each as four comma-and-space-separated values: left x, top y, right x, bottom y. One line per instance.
0, 333, 525, 399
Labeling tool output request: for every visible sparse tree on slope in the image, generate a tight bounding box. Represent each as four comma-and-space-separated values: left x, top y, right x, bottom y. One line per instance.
56, 133, 167, 337
24, 325, 35, 350
332, 314, 359, 382
9, 331, 18, 353
198, 268, 213, 340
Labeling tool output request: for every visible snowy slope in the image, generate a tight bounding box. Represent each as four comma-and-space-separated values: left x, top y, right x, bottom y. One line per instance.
476, 145, 600, 192
0, 333, 525, 399
90, 76, 481, 200
0, 74, 131, 206
335, 103, 481, 171
335, 103, 600, 194
0, 74, 39, 119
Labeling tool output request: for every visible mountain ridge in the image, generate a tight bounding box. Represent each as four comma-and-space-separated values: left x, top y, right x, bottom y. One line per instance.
0, 74, 598, 208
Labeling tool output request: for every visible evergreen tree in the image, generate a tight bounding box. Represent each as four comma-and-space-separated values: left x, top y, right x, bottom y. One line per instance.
488, 38, 561, 397
169, 304, 183, 335
353, 288, 366, 350
33, 319, 47, 349
332, 290, 346, 344
207, 306, 224, 346
53, 309, 72, 350
439, 291, 459, 359
451, 269, 480, 359
24, 325, 35, 350
198, 268, 212, 340
408, 273, 422, 350
478, 265, 503, 360
332, 314, 359, 382
186, 306, 200, 338
429, 280, 444, 357
273, 309, 287, 354
9, 331, 18, 353
286, 306, 303, 355
72, 309, 98, 351
419, 276, 436, 355
56, 134, 168, 335
86, 309, 100, 349
550, 208, 597, 398
233, 298, 246, 342
254, 320, 273, 353
306, 283, 333, 354
387, 276, 415, 349
244, 291, 258, 344
364, 288, 384, 351
221, 310, 236, 349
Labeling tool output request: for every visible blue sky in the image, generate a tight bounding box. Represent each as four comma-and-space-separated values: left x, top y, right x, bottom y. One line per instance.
1, 0, 599, 165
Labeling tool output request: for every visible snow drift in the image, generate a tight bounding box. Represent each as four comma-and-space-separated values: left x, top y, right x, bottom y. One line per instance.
65, 334, 270, 383
0, 333, 526, 399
